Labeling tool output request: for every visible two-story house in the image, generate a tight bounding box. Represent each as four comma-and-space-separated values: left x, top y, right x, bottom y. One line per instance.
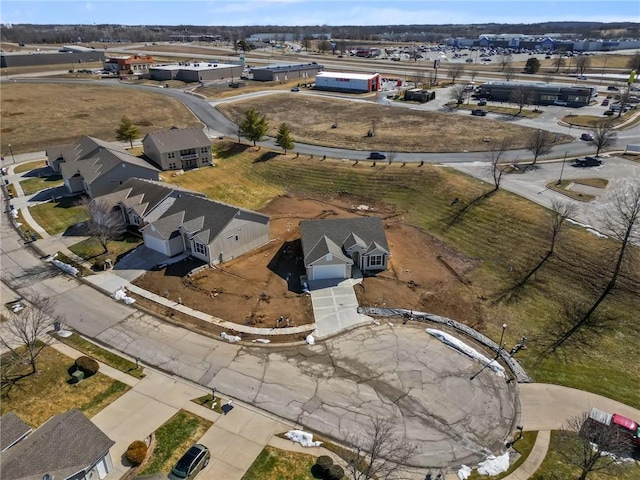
142, 127, 212, 171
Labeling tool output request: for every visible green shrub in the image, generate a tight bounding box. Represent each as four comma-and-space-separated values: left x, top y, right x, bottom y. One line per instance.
75, 356, 100, 377
125, 440, 147, 466
327, 464, 345, 480
316, 455, 333, 474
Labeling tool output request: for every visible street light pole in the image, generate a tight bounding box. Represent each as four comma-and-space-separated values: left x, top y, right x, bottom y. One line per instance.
557, 151, 568, 185
8, 144, 15, 164
470, 323, 507, 381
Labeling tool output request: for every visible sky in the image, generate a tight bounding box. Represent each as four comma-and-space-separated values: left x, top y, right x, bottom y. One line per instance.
1, 0, 639, 27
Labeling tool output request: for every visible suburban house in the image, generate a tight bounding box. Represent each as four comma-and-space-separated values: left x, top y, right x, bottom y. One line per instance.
142, 127, 213, 170
0, 409, 115, 480
95, 178, 270, 265
0, 412, 32, 452
46, 136, 160, 198
300, 217, 390, 281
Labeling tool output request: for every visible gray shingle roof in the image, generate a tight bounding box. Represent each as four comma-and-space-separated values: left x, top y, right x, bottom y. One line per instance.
143, 127, 210, 153
0, 409, 115, 480
0, 413, 32, 452
300, 217, 389, 266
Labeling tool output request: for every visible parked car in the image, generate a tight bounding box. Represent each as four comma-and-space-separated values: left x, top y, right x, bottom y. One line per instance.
169, 444, 211, 480
580, 133, 594, 141
465, 58, 474, 63
574, 157, 602, 167
291, 87, 300, 92
368, 152, 386, 160
471, 109, 488, 116
577, 75, 588, 80
477, 100, 487, 106
607, 85, 620, 91
601, 99, 610, 106
554, 100, 568, 106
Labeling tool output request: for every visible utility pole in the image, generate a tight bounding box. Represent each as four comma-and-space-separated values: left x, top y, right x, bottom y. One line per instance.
557, 151, 568, 185
470, 323, 507, 381
8, 144, 15, 164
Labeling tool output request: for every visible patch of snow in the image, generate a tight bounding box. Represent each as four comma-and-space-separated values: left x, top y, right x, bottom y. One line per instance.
586, 228, 607, 238
57, 330, 73, 338
221, 332, 241, 343
372, 320, 381, 326
425, 329, 505, 378
285, 430, 322, 447
306, 334, 315, 345
388, 322, 394, 327
112, 287, 135, 304
477, 452, 510, 475
252, 338, 271, 344
457, 465, 472, 479
51, 259, 79, 277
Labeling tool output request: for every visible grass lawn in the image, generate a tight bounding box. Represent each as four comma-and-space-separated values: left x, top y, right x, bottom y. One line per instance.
138, 410, 213, 475
545, 180, 595, 202
28, 196, 90, 235
216, 94, 570, 153
529, 431, 640, 480
6, 183, 17, 198
563, 114, 629, 128
13, 209, 40, 240
69, 235, 143, 270
0, 346, 129, 427
192, 393, 223, 414
54, 251, 94, 277
20, 174, 64, 195
1, 83, 202, 154
454, 103, 543, 118
242, 446, 317, 480
14, 160, 46, 174
469, 431, 537, 480
56, 330, 145, 379
573, 178, 609, 189
169, 142, 640, 408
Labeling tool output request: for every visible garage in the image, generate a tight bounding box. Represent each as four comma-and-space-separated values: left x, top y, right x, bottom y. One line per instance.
143, 233, 169, 256
311, 264, 347, 281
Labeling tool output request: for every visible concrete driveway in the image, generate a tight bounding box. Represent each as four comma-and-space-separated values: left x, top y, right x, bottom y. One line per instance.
309, 278, 372, 338
112, 245, 188, 282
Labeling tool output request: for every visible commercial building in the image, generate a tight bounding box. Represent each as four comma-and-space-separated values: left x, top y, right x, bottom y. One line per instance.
315, 72, 381, 93
1, 50, 105, 68
448, 34, 640, 52
251, 63, 323, 82
477, 81, 597, 107
149, 62, 242, 82
103, 54, 155, 74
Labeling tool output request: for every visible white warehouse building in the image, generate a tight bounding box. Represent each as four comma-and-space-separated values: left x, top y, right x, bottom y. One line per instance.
315, 72, 381, 93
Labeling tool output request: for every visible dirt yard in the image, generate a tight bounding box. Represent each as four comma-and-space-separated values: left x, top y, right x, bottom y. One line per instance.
133, 195, 483, 337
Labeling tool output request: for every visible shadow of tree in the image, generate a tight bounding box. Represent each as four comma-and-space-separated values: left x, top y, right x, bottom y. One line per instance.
446, 189, 497, 227
253, 151, 279, 163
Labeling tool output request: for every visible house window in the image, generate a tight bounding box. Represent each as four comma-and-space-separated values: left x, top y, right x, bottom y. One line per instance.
131, 215, 140, 225
201, 147, 208, 153
368, 255, 383, 267
193, 242, 207, 255
169, 162, 177, 169
167, 152, 176, 159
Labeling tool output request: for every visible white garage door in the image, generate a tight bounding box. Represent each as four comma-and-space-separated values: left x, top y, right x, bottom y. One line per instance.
143, 233, 168, 256
312, 264, 346, 281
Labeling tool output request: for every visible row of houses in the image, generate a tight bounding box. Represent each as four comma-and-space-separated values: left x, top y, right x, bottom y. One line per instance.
448, 34, 640, 52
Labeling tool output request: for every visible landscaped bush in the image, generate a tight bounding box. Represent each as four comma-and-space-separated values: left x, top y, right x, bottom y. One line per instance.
327, 464, 345, 480
315, 455, 333, 475
125, 440, 147, 466
75, 356, 100, 377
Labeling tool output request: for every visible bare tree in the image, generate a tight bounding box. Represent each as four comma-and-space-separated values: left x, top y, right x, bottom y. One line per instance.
615, 84, 633, 119
487, 138, 511, 192
504, 67, 518, 81
498, 53, 513, 72
447, 63, 465, 84
0, 294, 61, 376
552, 54, 566, 73
83, 198, 128, 254
345, 415, 417, 480
552, 182, 639, 349
509, 86, 533, 114
575, 56, 592, 76
468, 68, 479, 84
526, 129, 555, 166
409, 70, 426, 88
558, 412, 633, 480
449, 84, 467, 105
542, 74, 554, 84
589, 121, 617, 157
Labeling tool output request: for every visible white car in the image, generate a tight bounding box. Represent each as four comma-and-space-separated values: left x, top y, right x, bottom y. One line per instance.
554, 100, 568, 106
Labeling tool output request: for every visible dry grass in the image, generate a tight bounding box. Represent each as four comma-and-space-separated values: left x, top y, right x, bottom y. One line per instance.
545, 180, 596, 202
142, 44, 236, 57
217, 93, 562, 153
573, 178, 609, 189
0, 62, 104, 77
0, 346, 129, 427
1, 83, 201, 154
14, 160, 47, 174
563, 114, 629, 128
196, 78, 316, 99
242, 446, 316, 480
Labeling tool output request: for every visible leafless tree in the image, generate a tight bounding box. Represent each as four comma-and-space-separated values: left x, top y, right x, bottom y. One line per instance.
468, 68, 479, 84
552, 54, 566, 73
575, 56, 592, 76
498, 53, 513, 71
449, 84, 467, 105
509, 86, 533, 114
409, 70, 426, 88
447, 63, 465, 84
526, 129, 555, 166
0, 294, 61, 376
542, 74, 554, 84
504, 67, 518, 81
487, 138, 512, 192
345, 415, 417, 480
558, 412, 633, 480
589, 121, 617, 157
387, 151, 397, 165
627, 51, 640, 71
82, 198, 128, 254
552, 182, 639, 349
615, 85, 633, 119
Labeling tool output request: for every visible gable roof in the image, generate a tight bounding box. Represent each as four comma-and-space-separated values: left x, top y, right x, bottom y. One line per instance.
300, 217, 389, 267
141, 193, 269, 245
54, 135, 159, 187
304, 235, 353, 266
143, 127, 210, 153
0, 409, 114, 480
0, 413, 32, 452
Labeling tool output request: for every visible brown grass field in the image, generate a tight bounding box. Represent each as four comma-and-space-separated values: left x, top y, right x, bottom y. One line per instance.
141, 44, 237, 57
1, 83, 201, 154
217, 93, 569, 152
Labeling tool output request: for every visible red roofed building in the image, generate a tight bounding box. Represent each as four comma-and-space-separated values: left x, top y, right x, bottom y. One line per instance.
104, 55, 155, 74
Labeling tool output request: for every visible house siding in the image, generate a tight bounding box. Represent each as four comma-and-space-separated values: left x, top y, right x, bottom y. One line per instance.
167, 234, 185, 257
65, 175, 85, 194
142, 136, 163, 168
87, 164, 159, 198
207, 216, 270, 264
